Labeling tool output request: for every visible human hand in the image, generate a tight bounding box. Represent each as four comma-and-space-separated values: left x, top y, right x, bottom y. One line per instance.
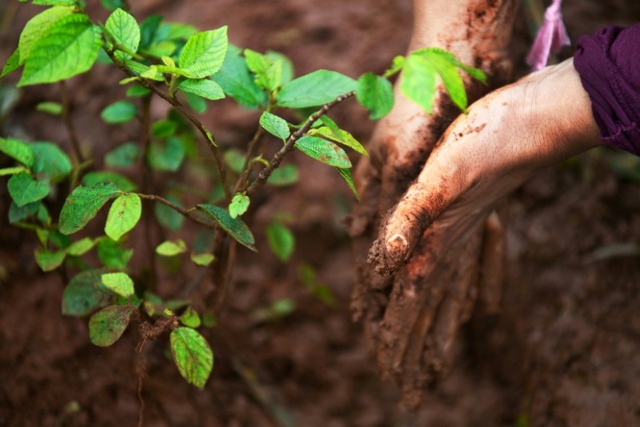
366, 59, 601, 406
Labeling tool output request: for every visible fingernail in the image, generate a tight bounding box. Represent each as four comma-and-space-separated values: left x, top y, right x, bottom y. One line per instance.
386, 233, 409, 259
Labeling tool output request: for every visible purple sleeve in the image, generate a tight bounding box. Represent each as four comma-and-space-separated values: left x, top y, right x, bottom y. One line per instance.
573, 24, 640, 155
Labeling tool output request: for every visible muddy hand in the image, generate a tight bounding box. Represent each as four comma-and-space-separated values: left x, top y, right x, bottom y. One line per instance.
348, 0, 517, 406
370, 59, 602, 406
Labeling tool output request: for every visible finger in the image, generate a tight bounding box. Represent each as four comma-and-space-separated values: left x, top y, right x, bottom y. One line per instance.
478, 205, 508, 314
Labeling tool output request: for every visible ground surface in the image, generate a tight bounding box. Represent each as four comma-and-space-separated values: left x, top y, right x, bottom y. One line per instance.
1, 0, 640, 426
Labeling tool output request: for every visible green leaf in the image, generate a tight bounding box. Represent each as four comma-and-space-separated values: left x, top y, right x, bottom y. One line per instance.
160, 22, 198, 41
337, 167, 359, 200
265, 50, 294, 84
101, 100, 137, 124
156, 239, 187, 256
1, 48, 21, 78
170, 327, 214, 390
267, 163, 299, 187
180, 306, 201, 328
197, 204, 256, 251
101, 272, 135, 298
211, 46, 266, 109
400, 55, 437, 114
82, 171, 137, 192
148, 137, 185, 172
124, 60, 164, 81
179, 27, 228, 79
59, 183, 119, 235
101, 0, 125, 11
295, 136, 352, 168
185, 92, 207, 113
222, 149, 245, 174
412, 48, 467, 112
356, 72, 394, 120
178, 79, 225, 100
0, 138, 34, 167
62, 269, 112, 316
266, 221, 294, 262
126, 85, 151, 97
8, 201, 40, 224
151, 119, 178, 138
105, 193, 141, 241
66, 237, 97, 256
105, 8, 140, 61
277, 70, 356, 108
190, 252, 214, 266
19, 14, 102, 86
18, 6, 74, 65
313, 126, 368, 157
0, 166, 27, 176
104, 142, 140, 167
8, 172, 49, 207
244, 49, 282, 91
89, 304, 133, 347
259, 112, 290, 141
145, 41, 177, 58
32, 0, 76, 5
34, 248, 66, 272
36, 101, 63, 116
139, 15, 163, 49
154, 194, 184, 231
228, 193, 249, 219
30, 142, 72, 181
97, 237, 132, 269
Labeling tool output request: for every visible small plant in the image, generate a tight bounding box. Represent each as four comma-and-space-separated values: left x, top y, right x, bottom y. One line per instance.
1, 0, 484, 404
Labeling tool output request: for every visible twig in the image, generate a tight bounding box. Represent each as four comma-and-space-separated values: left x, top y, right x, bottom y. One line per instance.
139, 96, 157, 288
234, 126, 265, 194
104, 49, 232, 200
136, 193, 211, 228
60, 81, 84, 163
246, 91, 355, 196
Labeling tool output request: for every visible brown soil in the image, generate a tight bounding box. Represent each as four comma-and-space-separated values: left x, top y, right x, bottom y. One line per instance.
2, 1, 640, 426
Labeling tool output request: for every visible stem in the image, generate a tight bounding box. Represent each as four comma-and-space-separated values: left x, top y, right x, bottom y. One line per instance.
139, 96, 157, 288
60, 81, 85, 163
104, 49, 232, 200
234, 126, 265, 194
137, 193, 211, 228
246, 91, 355, 196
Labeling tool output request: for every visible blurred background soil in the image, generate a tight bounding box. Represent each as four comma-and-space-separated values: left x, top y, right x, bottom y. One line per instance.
1, 0, 640, 426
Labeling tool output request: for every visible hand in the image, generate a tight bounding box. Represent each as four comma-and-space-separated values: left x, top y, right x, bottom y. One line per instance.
348, 0, 517, 408
367, 59, 601, 406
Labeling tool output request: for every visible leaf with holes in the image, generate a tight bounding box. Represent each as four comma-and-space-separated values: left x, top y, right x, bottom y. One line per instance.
170, 327, 214, 389
62, 269, 112, 317
295, 136, 351, 168
228, 193, 249, 219
8, 172, 49, 207
59, 183, 120, 235
197, 204, 256, 251
89, 304, 133, 347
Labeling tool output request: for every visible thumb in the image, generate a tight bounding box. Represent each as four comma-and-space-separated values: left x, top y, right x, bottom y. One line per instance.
368, 151, 463, 276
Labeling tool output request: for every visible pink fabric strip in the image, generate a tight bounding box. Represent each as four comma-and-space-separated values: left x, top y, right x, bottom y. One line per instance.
526, 0, 571, 71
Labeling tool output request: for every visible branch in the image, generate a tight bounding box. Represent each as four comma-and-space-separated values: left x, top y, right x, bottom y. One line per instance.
137, 193, 211, 228
234, 126, 265, 194
104, 49, 232, 200
246, 91, 355, 196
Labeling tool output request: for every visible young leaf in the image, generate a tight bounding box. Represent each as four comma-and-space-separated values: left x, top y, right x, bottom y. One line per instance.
126, 85, 151, 97
36, 101, 63, 116
97, 237, 133, 269
19, 14, 102, 86
62, 269, 112, 316
8, 172, 50, 207
89, 304, 133, 347
8, 201, 40, 224
185, 93, 207, 113
197, 204, 256, 252
265, 50, 294, 84
228, 193, 250, 219
154, 194, 184, 231
151, 119, 178, 138
105, 8, 140, 61
34, 248, 66, 272
148, 137, 185, 172
0, 138, 34, 167
59, 183, 120, 235
336, 167, 359, 200
101, 101, 137, 124
170, 327, 214, 390
178, 79, 225, 101
139, 15, 163, 49
104, 142, 141, 167
180, 306, 201, 328
101, 0, 126, 11
82, 171, 137, 192
179, 27, 228, 79
266, 221, 295, 262
0, 166, 27, 176
267, 163, 299, 187
1, 48, 21, 78
295, 136, 352, 168
31, 142, 72, 182
66, 237, 97, 256
244, 49, 282, 91
190, 252, 214, 266
411, 48, 467, 112
32, 0, 76, 5
400, 55, 438, 114
356, 72, 394, 120
156, 239, 187, 256
277, 70, 356, 108
259, 112, 290, 141
105, 193, 142, 241
211, 46, 266, 109
18, 6, 74, 65
313, 126, 368, 157
101, 272, 135, 298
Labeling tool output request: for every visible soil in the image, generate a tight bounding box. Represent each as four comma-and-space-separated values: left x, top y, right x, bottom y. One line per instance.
2, 0, 640, 426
